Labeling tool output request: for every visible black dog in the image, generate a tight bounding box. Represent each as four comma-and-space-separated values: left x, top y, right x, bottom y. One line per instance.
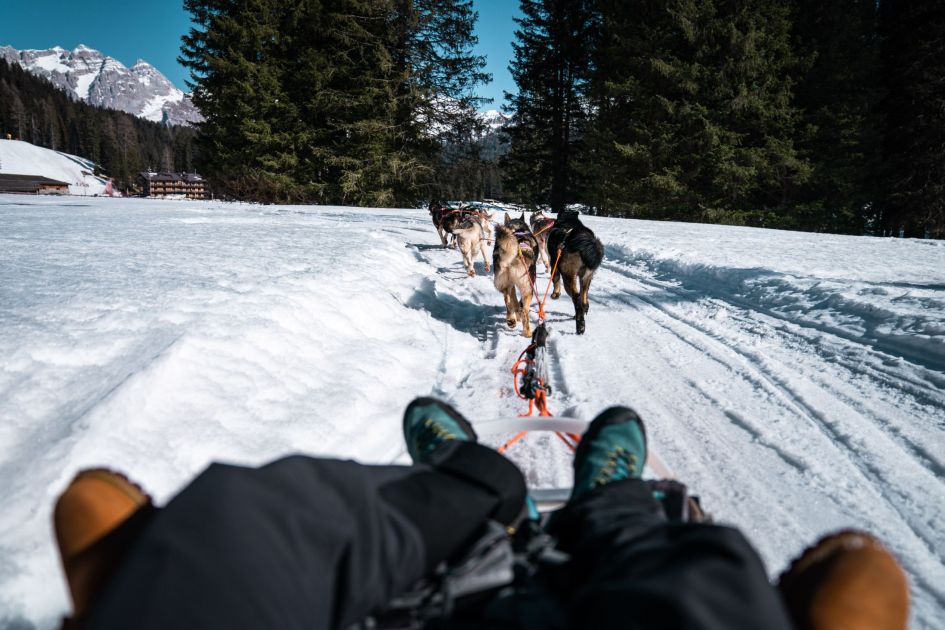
547, 209, 604, 334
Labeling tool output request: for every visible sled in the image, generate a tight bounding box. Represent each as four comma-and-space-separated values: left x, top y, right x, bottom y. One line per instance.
475, 416, 678, 513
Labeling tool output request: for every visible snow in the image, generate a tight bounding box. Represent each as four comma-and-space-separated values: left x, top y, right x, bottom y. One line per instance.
0, 140, 109, 196
73, 72, 96, 100
0, 197, 943, 628
31, 51, 70, 75
140, 90, 184, 123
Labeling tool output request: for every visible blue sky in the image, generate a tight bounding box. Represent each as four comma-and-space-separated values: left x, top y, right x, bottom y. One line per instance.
1, 0, 520, 111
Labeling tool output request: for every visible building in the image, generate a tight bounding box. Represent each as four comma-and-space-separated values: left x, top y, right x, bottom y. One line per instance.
0, 173, 70, 195
139, 172, 209, 199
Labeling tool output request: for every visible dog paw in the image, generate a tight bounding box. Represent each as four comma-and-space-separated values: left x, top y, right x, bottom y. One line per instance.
551, 291, 560, 300
468, 270, 476, 277
484, 265, 491, 273
506, 318, 516, 328
583, 302, 590, 313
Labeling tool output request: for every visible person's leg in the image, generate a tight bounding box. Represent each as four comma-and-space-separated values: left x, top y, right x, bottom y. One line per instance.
78, 398, 525, 630
546, 407, 793, 630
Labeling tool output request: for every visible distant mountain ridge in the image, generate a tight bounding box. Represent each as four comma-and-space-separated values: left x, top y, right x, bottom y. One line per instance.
0, 44, 201, 127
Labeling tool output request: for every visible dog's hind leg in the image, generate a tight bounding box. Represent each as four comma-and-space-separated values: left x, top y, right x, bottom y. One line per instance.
503, 288, 518, 328
519, 289, 533, 338
579, 270, 594, 314
563, 272, 585, 334
538, 239, 551, 273
463, 248, 475, 277
479, 241, 491, 273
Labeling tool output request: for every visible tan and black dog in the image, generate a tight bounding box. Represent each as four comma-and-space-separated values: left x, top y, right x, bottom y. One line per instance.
529, 210, 556, 273
493, 213, 539, 337
547, 209, 604, 335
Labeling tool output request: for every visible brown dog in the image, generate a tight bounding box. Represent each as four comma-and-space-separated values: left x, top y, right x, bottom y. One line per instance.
493, 213, 538, 337
451, 211, 492, 276
547, 209, 604, 334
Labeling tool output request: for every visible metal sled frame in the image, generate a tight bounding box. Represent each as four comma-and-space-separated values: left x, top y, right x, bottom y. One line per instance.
476, 416, 677, 513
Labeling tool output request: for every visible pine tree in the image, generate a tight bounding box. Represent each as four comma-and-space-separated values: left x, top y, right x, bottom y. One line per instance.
792, 0, 881, 233
878, 0, 945, 238
404, 0, 491, 199
583, 0, 807, 224
182, 0, 486, 205
504, 0, 598, 211
181, 0, 301, 202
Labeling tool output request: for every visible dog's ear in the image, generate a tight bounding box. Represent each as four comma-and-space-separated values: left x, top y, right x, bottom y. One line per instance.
520, 212, 526, 221
504, 213, 512, 226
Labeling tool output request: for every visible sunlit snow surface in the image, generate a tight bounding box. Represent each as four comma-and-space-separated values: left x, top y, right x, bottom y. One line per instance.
1, 195, 943, 628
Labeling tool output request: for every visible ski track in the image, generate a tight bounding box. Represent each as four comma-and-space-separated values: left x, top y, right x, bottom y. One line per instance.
1, 200, 943, 628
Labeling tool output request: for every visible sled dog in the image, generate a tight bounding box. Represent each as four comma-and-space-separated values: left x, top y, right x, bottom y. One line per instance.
529, 210, 556, 273
451, 211, 492, 276
547, 209, 604, 335
429, 201, 451, 247
493, 213, 538, 337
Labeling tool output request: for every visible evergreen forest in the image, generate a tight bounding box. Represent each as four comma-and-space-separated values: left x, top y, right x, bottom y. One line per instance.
180, 0, 944, 237
0, 59, 197, 190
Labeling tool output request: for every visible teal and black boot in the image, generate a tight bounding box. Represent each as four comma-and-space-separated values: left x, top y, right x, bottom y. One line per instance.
571, 406, 647, 499
403, 397, 478, 464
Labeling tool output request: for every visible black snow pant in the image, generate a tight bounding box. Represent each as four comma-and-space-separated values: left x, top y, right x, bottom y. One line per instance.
540, 479, 795, 630
84, 441, 526, 630
85, 447, 792, 630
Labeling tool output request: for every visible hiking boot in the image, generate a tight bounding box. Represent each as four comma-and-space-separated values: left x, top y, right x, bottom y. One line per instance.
571, 407, 647, 499
777, 529, 909, 630
403, 397, 478, 464
54, 468, 152, 620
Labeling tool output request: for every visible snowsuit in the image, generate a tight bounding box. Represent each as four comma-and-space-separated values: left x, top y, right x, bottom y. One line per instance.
82, 442, 793, 630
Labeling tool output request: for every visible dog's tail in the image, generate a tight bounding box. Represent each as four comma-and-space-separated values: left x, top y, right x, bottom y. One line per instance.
568, 232, 604, 270
453, 222, 482, 239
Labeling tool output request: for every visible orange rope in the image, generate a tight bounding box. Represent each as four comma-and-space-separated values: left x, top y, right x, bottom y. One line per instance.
541, 248, 563, 307
531, 220, 556, 238
555, 431, 578, 452
498, 431, 528, 454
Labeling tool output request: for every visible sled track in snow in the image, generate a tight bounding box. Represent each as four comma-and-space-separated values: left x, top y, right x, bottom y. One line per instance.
593, 252, 945, 612
598, 257, 945, 478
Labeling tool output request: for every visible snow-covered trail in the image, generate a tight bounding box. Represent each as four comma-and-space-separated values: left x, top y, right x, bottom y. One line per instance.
1, 196, 942, 628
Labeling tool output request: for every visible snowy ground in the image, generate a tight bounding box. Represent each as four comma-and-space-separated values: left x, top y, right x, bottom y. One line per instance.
1, 195, 943, 628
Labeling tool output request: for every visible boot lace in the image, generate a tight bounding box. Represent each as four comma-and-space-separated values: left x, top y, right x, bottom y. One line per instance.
414, 417, 457, 456
593, 447, 639, 488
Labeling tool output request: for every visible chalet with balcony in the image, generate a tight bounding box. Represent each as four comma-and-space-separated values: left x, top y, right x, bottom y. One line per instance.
139, 172, 209, 199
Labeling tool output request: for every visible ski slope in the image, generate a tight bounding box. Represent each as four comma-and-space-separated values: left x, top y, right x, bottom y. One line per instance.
0, 140, 110, 196
0, 195, 943, 628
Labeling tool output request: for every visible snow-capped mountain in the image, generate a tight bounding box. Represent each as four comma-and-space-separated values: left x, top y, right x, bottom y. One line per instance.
479, 109, 509, 133
0, 44, 201, 127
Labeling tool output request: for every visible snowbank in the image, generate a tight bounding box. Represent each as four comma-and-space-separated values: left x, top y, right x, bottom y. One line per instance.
0, 140, 110, 196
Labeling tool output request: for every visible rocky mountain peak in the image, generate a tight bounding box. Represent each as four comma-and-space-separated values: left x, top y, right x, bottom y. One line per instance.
0, 44, 202, 127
